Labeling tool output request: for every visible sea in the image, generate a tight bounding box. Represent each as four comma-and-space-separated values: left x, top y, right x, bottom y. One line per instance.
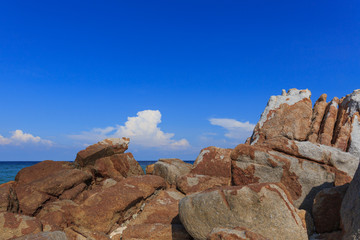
0, 160, 194, 185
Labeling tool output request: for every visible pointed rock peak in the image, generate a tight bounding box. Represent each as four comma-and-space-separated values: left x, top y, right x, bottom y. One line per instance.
316, 93, 327, 103
341, 89, 360, 117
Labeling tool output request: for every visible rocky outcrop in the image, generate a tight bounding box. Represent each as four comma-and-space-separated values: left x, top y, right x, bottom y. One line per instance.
179, 183, 307, 240
153, 158, 192, 186
13, 231, 68, 240
177, 147, 232, 194
0, 212, 42, 239
75, 137, 130, 167
0, 181, 18, 213
207, 227, 268, 240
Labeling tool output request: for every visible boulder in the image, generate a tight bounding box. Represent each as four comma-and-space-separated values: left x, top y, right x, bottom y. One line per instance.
177, 174, 229, 195
153, 158, 192, 186
231, 143, 337, 212
179, 183, 307, 240
75, 138, 130, 167
308, 94, 328, 143
250, 88, 312, 144
0, 181, 18, 212
70, 175, 166, 233
13, 231, 68, 240
340, 162, 360, 240
146, 163, 155, 174
0, 212, 42, 239
207, 227, 268, 240
121, 224, 191, 240
318, 98, 339, 146
312, 184, 348, 233
94, 152, 144, 181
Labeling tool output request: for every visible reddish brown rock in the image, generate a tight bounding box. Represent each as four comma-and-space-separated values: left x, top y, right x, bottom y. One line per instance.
308, 94, 328, 143
59, 183, 87, 201
94, 152, 144, 181
177, 174, 229, 195
250, 89, 312, 144
319, 98, 339, 146
153, 158, 192, 186
64, 226, 110, 240
71, 175, 166, 233
0, 212, 42, 239
13, 231, 68, 240
121, 224, 191, 240
0, 181, 18, 213
75, 138, 130, 167
312, 184, 348, 233
15, 184, 51, 216
207, 227, 269, 240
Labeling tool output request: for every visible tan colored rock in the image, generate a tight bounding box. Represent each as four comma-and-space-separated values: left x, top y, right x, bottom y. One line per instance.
179, 183, 307, 240
308, 94, 328, 143
0, 181, 18, 213
250, 89, 312, 144
207, 227, 269, 240
312, 184, 348, 233
75, 138, 130, 167
146, 163, 155, 175
297, 209, 315, 236
71, 175, 166, 233
177, 174, 229, 195
94, 152, 144, 181
319, 98, 339, 146
13, 231, 68, 240
0, 212, 42, 239
121, 224, 191, 240
153, 158, 192, 186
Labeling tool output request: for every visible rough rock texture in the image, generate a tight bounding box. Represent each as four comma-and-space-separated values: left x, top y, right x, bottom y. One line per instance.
179, 183, 307, 240
0, 212, 42, 239
75, 138, 130, 167
13, 231, 68, 240
121, 224, 191, 240
0, 181, 18, 213
312, 184, 348, 233
146, 163, 155, 174
177, 147, 232, 194
308, 94, 328, 143
298, 209, 315, 236
70, 175, 166, 233
14, 161, 92, 216
250, 89, 313, 144
207, 227, 269, 240
340, 162, 360, 240
94, 152, 144, 181
153, 158, 192, 186
231, 143, 342, 212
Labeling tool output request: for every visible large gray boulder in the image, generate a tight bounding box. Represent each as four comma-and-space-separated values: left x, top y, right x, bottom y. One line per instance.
179, 183, 307, 240
153, 158, 192, 186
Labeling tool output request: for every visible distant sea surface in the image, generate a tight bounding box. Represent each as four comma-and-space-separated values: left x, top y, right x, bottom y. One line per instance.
0, 160, 194, 185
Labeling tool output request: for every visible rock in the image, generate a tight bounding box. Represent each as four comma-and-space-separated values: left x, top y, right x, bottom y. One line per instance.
15, 184, 51, 216
153, 158, 192, 186
308, 94, 328, 143
318, 98, 339, 146
207, 227, 268, 240
179, 183, 307, 240
310, 231, 343, 240
59, 183, 87, 200
146, 163, 155, 174
71, 175, 166, 233
121, 224, 191, 240
177, 174, 230, 195
231, 143, 337, 212
340, 162, 360, 240
312, 184, 348, 233
94, 152, 144, 181
75, 138, 130, 167
64, 226, 110, 240
250, 88, 312, 144
13, 231, 68, 240
0, 181, 18, 212
0, 212, 42, 239
298, 209, 315, 236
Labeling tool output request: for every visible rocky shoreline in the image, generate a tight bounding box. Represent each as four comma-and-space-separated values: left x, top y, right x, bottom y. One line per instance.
1, 88, 360, 240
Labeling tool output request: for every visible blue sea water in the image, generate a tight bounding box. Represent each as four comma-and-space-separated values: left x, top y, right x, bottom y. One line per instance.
0, 160, 194, 185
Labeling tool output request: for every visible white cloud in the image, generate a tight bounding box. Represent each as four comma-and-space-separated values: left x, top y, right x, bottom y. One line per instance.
70, 110, 190, 149
0, 130, 53, 146
209, 118, 255, 139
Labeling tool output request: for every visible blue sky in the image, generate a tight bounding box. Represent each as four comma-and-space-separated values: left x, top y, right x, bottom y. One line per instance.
0, 1, 359, 161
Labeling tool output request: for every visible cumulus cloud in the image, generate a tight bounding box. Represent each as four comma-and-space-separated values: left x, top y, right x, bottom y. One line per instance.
70, 110, 190, 149
209, 118, 255, 139
0, 130, 53, 146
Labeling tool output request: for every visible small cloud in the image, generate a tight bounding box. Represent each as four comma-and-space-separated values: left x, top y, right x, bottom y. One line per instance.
70, 110, 190, 149
0, 130, 53, 146
209, 118, 255, 140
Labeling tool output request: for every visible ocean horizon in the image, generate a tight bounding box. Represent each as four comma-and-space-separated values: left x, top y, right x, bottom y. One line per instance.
0, 160, 195, 185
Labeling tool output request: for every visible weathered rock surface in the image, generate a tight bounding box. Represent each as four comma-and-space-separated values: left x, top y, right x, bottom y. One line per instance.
0, 212, 42, 239
94, 152, 144, 181
250, 88, 313, 144
179, 183, 307, 240
0, 181, 18, 213
75, 138, 130, 167
177, 147, 232, 194
340, 162, 360, 240
146, 163, 155, 174
13, 231, 68, 240
121, 224, 191, 240
312, 184, 348, 233
153, 158, 192, 186
207, 227, 268, 240
71, 175, 166, 233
